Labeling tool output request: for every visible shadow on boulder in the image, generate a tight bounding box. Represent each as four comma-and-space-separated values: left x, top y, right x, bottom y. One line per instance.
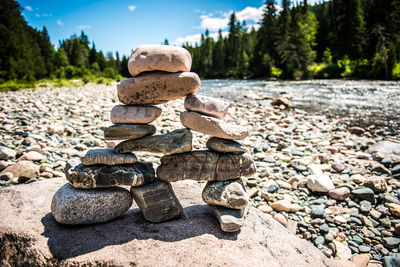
41, 204, 238, 259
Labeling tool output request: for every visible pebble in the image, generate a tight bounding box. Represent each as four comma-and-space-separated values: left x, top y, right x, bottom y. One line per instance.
0, 146, 16, 160
352, 188, 376, 204
273, 213, 288, 228
329, 187, 351, 201
307, 175, 335, 192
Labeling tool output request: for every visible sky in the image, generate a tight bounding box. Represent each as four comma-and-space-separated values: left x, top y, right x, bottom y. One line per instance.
18, 0, 322, 57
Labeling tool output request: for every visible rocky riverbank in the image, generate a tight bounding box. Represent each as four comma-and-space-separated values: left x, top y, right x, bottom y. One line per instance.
0, 83, 399, 266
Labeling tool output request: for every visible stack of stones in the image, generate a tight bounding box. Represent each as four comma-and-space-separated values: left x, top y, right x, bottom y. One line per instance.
51, 44, 256, 232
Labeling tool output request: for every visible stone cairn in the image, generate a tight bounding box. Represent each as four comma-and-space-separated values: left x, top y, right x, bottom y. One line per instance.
51, 45, 256, 232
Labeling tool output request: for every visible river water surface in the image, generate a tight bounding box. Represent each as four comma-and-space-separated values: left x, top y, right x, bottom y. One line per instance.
200, 79, 400, 131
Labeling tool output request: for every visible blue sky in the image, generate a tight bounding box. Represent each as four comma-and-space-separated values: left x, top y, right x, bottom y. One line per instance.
18, 0, 321, 57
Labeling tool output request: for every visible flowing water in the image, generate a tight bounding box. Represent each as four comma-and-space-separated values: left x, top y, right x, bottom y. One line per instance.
200, 79, 400, 131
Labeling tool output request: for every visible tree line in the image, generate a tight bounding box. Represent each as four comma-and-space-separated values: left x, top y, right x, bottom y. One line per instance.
184, 0, 400, 80
0, 0, 128, 83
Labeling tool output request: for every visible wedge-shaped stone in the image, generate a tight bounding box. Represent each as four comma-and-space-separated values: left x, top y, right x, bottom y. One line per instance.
202, 179, 249, 209
81, 148, 137, 166
131, 180, 183, 223
208, 204, 249, 232
157, 151, 256, 182
114, 128, 192, 154
51, 183, 133, 225
128, 45, 192, 76
180, 111, 248, 140
184, 94, 230, 119
206, 137, 247, 154
103, 124, 156, 140
65, 160, 155, 189
110, 105, 162, 124
117, 72, 200, 105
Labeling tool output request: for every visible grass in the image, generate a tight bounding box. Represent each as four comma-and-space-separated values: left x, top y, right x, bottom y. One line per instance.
0, 76, 122, 92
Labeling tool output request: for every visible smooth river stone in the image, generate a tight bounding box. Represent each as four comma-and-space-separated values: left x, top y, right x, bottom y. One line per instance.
202, 179, 249, 209
114, 128, 192, 154
81, 148, 136, 166
65, 160, 155, 189
51, 183, 133, 225
128, 45, 192, 76
103, 124, 156, 140
184, 94, 230, 119
157, 151, 256, 182
180, 111, 248, 140
206, 137, 247, 154
110, 105, 162, 124
117, 72, 200, 105
130, 180, 183, 223
208, 204, 249, 232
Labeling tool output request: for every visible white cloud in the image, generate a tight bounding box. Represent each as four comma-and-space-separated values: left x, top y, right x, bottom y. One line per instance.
42, 13, 52, 17
56, 19, 63, 26
198, 5, 265, 31
173, 31, 229, 46
35, 13, 40, 17
25, 6, 33, 11
78, 25, 91, 29
128, 5, 136, 11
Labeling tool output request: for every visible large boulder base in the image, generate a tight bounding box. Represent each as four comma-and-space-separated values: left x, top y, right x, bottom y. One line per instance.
0, 178, 336, 267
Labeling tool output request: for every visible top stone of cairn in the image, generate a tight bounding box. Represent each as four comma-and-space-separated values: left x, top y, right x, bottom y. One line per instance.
128, 45, 192, 76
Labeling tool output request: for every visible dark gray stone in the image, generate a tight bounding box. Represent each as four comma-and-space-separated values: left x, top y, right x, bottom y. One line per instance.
81, 148, 137, 165
202, 179, 248, 209
65, 160, 155, 188
103, 124, 156, 140
208, 204, 249, 232
352, 188, 376, 204
51, 183, 133, 225
157, 151, 256, 182
383, 254, 400, 267
130, 180, 183, 223
382, 237, 400, 249
311, 204, 326, 219
114, 128, 192, 154
206, 137, 247, 154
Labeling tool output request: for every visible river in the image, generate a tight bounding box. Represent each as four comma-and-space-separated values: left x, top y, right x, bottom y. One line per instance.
200, 79, 400, 131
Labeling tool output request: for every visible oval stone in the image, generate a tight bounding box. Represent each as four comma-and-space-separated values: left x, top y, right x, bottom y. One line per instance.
110, 105, 162, 124
180, 111, 248, 140
117, 72, 200, 105
103, 124, 156, 140
51, 183, 133, 225
128, 45, 192, 76
184, 94, 230, 119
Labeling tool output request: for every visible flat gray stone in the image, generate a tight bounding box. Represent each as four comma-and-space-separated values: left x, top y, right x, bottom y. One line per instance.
65, 160, 155, 189
117, 72, 200, 105
184, 94, 230, 119
131, 180, 183, 223
157, 151, 256, 182
110, 105, 162, 124
103, 124, 156, 140
128, 45, 192, 76
202, 179, 249, 209
114, 128, 192, 154
51, 183, 132, 225
180, 111, 248, 140
81, 148, 137, 165
208, 204, 249, 232
206, 137, 247, 154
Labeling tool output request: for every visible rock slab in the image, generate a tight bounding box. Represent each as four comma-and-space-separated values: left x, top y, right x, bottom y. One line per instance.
65, 160, 155, 188
110, 105, 162, 124
157, 151, 256, 182
184, 94, 230, 119
181, 111, 248, 140
130, 180, 183, 223
0, 178, 335, 266
81, 148, 137, 165
103, 124, 156, 140
117, 72, 200, 105
202, 179, 249, 209
51, 183, 133, 225
208, 204, 248, 232
206, 137, 247, 154
128, 45, 192, 76
114, 128, 192, 154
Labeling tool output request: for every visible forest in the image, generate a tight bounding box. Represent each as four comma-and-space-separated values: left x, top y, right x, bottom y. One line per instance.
0, 0, 400, 88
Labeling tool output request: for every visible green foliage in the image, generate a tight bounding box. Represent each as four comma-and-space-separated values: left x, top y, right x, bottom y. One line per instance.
393, 62, 400, 79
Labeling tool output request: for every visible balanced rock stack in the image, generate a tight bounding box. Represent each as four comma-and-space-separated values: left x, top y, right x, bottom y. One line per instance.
50, 44, 256, 232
